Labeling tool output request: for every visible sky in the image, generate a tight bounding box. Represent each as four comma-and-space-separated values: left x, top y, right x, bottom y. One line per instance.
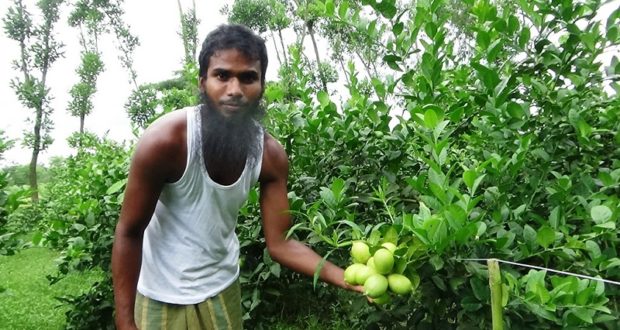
0, 0, 281, 166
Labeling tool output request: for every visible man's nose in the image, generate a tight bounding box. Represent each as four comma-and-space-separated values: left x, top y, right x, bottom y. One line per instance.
226, 78, 242, 97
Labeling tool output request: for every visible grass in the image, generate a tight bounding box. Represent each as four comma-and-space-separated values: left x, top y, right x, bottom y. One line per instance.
0, 247, 103, 330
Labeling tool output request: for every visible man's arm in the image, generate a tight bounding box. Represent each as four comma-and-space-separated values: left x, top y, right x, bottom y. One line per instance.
112, 117, 183, 330
259, 134, 361, 291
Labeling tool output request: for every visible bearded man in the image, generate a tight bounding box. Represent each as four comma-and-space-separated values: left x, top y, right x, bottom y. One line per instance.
112, 24, 361, 330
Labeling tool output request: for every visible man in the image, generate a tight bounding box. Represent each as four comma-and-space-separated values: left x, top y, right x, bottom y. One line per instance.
112, 24, 361, 330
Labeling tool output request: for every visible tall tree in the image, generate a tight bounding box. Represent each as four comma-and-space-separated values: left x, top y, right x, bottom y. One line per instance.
177, 0, 199, 67
66, 0, 106, 134
222, 0, 292, 67
291, 0, 328, 90
3, 0, 64, 201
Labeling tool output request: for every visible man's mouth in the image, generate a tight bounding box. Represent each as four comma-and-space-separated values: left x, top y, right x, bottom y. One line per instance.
221, 103, 244, 112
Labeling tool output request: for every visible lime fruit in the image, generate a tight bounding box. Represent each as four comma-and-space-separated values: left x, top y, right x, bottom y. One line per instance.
355, 264, 377, 285
344, 263, 364, 285
372, 293, 391, 305
366, 257, 376, 271
381, 242, 397, 253
373, 248, 394, 275
364, 274, 388, 298
351, 241, 371, 264
388, 274, 413, 295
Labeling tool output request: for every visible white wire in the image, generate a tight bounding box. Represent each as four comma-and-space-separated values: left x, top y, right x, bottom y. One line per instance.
457, 258, 620, 287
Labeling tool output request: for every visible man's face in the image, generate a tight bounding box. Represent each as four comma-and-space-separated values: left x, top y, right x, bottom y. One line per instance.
200, 48, 263, 119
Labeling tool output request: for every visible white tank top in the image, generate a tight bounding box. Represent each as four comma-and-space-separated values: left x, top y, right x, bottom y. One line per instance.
137, 106, 263, 304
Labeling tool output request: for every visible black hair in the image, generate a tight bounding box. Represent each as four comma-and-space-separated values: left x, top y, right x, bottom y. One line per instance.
198, 24, 268, 86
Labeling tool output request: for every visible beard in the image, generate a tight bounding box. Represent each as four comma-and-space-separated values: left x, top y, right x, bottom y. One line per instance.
199, 91, 264, 172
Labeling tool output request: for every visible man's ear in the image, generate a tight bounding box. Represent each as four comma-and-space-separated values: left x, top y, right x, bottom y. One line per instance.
199, 76, 206, 92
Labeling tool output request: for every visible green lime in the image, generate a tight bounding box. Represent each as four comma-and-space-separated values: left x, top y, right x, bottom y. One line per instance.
373, 248, 394, 275
351, 241, 371, 264
344, 263, 364, 285
388, 273, 413, 295
364, 274, 388, 298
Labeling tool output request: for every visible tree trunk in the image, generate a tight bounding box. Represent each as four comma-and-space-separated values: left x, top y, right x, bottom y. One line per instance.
308, 22, 327, 90
338, 58, 350, 86
80, 114, 85, 134
270, 30, 282, 66
278, 29, 288, 66
356, 51, 373, 79
30, 110, 41, 202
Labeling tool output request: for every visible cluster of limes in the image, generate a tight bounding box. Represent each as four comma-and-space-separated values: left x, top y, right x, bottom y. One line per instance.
344, 241, 413, 304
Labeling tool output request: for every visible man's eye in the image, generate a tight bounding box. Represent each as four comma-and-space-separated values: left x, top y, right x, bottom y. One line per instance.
216, 72, 228, 80
240, 73, 258, 83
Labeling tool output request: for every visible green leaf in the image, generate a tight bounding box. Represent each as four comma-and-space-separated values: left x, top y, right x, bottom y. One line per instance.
445, 204, 466, 230
424, 108, 439, 129
472, 62, 500, 91
519, 28, 531, 48
549, 206, 561, 229
476, 221, 487, 238
476, 30, 490, 49
594, 222, 616, 230
463, 169, 477, 191
324, 0, 335, 16
338, 1, 349, 18
429, 255, 444, 270
577, 120, 592, 138
585, 241, 601, 260
506, 102, 525, 119
523, 225, 537, 245
487, 39, 503, 61
571, 307, 594, 324
393, 22, 404, 36
313, 250, 332, 289
317, 90, 330, 107
106, 179, 127, 195
501, 284, 510, 307
376, 1, 397, 19
590, 205, 612, 224
383, 54, 402, 71
508, 15, 520, 34
603, 258, 620, 270
536, 226, 556, 248
270, 262, 281, 278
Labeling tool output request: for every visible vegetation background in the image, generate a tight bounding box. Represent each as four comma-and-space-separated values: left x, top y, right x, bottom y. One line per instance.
1, 0, 620, 329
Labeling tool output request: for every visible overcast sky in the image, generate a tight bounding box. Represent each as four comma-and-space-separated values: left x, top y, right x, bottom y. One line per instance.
0, 0, 282, 166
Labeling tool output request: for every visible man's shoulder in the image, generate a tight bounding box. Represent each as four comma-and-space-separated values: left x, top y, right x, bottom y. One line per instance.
263, 133, 287, 161
260, 133, 288, 182
141, 108, 189, 146
133, 108, 190, 165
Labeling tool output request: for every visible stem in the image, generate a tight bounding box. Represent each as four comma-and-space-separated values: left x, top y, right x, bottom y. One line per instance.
487, 259, 504, 330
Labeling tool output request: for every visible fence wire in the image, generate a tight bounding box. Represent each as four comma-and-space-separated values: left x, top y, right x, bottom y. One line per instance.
456, 258, 620, 287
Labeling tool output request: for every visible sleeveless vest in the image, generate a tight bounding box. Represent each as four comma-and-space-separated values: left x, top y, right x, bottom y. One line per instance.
137, 106, 263, 304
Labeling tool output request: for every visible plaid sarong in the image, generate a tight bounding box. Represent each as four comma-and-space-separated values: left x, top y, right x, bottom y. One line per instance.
134, 280, 242, 330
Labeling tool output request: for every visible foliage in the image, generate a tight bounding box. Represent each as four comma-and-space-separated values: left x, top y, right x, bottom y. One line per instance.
257, 0, 620, 328
177, 0, 200, 67
0, 130, 14, 161
0, 131, 30, 256
2, 162, 54, 187
67, 51, 104, 132
33, 132, 129, 327
3, 0, 65, 201
126, 63, 200, 129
